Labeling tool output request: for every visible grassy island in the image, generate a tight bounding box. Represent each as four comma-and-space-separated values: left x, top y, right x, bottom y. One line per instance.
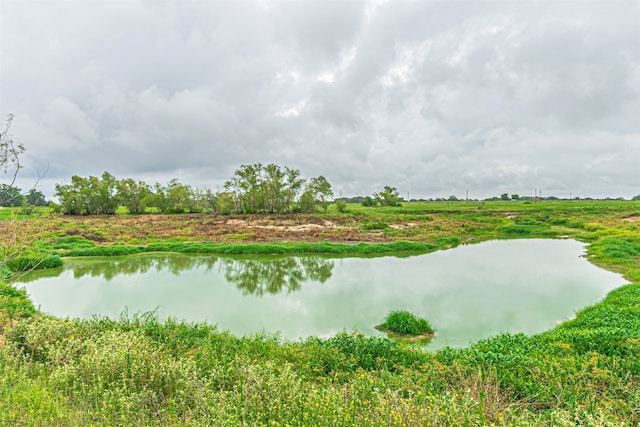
375, 310, 435, 340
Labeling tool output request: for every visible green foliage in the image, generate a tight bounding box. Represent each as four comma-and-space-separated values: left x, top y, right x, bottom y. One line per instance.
48, 201, 63, 213
192, 188, 236, 214
2, 199, 640, 425
26, 189, 47, 206
5, 254, 62, 272
591, 238, 640, 260
0, 282, 36, 325
55, 172, 119, 215
53, 236, 97, 250
374, 185, 401, 207
336, 199, 348, 212
2, 271, 640, 425
224, 163, 310, 214
437, 236, 461, 247
117, 178, 150, 214
377, 310, 435, 336
56, 240, 439, 258
360, 195, 377, 207
0, 183, 24, 207
300, 175, 333, 213
498, 224, 550, 235
360, 220, 389, 230
145, 179, 194, 214
320, 332, 421, 371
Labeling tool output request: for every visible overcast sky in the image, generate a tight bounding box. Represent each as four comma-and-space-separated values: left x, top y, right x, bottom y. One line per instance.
1, 0, 639, 200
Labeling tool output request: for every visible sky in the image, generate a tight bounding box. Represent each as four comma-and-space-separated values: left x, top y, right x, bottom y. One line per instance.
1, 0, 639, 200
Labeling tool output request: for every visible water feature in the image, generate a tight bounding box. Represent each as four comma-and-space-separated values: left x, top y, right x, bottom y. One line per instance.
17, 239, 627, 348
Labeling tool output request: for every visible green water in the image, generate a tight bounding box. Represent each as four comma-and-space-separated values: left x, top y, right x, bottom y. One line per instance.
18, 239, 626, 348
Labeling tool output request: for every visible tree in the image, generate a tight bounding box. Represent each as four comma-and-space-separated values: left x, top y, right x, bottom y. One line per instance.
284, 167, 305, 213
0, 114, 23, 207
632, 194, 640, 201
117, 178, 150, 214
299, 188, 316, 213
55, 172, 119, 215
374, 186, 401, 207
263, 163, 286, 213
194, 188, 236, 215
1, 115, 52, 280
0, 184, 24, 207
360, 196, 377, 207
225, 163, 263, 213
26, 189, 47, 206
500, 193, 510, 201
300, 176, 333, 213
224, 163, 306, 214
166, 179, 194, 213
146, 179, 193, 214
93, 172, 119, 214
145, 182, 170, 214
309, 176, 333, 212
511, 194, 520, 200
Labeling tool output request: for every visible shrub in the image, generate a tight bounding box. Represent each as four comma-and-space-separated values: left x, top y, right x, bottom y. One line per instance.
361, 220, 389, 231
5, 254, 63, 272
0, 282, 36, 327
376, 310, 434, 336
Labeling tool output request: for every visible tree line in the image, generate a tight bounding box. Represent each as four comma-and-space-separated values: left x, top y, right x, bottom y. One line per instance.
54, 163, 334, 215
0, 185, 47, 208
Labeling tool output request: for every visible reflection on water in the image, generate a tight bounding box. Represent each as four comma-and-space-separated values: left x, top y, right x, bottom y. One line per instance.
24, 254, 335, 296
69, 255, 220, 281
222, 257, 333, 295
19, 240, 628, 348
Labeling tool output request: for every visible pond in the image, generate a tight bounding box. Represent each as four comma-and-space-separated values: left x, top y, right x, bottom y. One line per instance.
17, 239, 626, 349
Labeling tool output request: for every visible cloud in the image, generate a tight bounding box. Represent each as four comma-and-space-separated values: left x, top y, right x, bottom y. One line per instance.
1, 0, 638, 200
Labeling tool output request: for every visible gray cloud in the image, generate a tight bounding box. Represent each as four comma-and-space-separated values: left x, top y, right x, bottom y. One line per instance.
1, 0, 638, 200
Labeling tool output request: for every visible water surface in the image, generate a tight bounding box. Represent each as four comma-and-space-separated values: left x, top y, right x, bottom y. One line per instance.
19, 239, 626, 348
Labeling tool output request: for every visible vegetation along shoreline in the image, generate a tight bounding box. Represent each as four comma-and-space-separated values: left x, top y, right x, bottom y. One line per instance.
1, 199, 639, 425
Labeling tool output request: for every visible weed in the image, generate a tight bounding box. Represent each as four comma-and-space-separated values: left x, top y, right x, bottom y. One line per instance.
376, 310, 435, 336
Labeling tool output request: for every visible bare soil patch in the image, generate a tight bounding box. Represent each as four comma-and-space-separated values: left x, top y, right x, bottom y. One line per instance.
25, 213, 392, 244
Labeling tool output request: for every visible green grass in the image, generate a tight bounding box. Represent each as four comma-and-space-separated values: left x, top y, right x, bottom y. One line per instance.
4, 254, 63, 273
42, 238, 441, 258
1, 200, 640, 425
376, 310, 435, 336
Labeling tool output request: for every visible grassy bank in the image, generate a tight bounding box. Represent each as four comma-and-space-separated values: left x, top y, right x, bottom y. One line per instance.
1, 200, 639, 425
3, 199, 639, 270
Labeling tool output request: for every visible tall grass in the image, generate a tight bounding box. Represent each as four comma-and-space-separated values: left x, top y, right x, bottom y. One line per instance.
376, 310, 435, 336
57, 239, 439, 258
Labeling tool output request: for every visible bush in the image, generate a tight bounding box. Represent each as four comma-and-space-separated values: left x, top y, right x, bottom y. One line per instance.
48, 201, 63, 213
376, 310, 434, 336
361, 220, 389, 231
5, 254, 63, 272
0, 282, 36, 326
